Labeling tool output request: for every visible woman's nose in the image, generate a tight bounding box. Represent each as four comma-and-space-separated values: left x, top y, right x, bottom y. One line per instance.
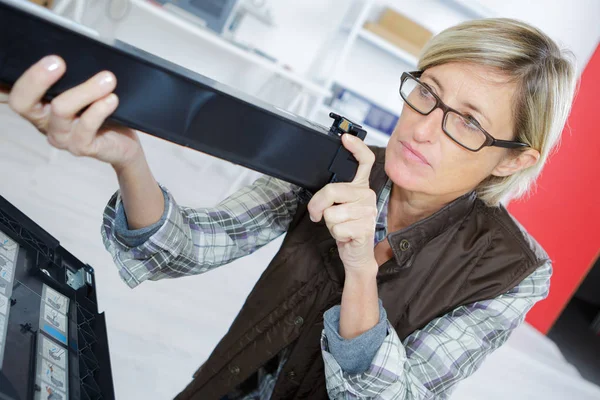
413, 108, 444, 143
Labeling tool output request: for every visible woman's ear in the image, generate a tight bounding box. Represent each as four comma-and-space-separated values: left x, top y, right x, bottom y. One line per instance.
492, 148, 540, 177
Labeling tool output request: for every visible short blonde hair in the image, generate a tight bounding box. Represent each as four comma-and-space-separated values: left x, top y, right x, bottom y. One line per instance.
418, 18, 578, 206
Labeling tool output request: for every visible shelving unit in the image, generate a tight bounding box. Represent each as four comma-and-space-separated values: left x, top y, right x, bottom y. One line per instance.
53, 0, 333, 120
129, 0, 331, 98
356, 28, 418, 68
307, 0, 495, 146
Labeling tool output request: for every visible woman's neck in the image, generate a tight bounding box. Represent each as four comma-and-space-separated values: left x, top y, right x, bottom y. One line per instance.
386, 184, 458, 232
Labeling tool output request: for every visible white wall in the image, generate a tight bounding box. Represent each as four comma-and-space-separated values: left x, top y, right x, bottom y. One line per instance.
228, 0, 351, 76
480, 0, 600, 71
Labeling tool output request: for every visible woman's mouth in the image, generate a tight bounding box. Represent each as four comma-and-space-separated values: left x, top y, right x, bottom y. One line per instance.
399, 141, 431, 166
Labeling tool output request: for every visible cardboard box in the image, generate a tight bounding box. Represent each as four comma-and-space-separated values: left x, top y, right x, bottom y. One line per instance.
364, 8, 433, 57
27, 0, 54, 9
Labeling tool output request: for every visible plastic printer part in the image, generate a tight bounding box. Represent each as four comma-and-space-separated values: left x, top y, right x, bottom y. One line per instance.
0, 0, 367, 194
0, 194, 115, 400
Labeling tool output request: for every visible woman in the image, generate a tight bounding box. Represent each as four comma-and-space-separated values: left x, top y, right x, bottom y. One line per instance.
2, 17, 576, 400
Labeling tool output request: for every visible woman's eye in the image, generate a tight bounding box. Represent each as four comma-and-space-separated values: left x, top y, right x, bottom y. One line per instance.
461, 116, 480, 131
418, 86, 433, 99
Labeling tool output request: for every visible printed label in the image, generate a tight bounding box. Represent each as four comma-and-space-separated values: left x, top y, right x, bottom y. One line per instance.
42, 285, 69, 315
43, 306, 66, 332
40, 303, 68, 345
36, 382, 66, 400
0, 293, 8, 316
41, 359, 67, 392
41, 335, 67, 370
0, 231, 18, 296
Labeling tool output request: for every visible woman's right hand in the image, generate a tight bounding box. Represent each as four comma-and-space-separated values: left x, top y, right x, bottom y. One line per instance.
1, 55, 144, 171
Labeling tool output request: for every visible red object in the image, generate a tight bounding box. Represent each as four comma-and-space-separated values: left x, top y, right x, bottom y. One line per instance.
508, 44, 600, 334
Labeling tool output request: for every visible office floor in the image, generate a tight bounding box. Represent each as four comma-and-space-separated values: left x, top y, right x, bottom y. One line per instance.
1, 104, 600, 399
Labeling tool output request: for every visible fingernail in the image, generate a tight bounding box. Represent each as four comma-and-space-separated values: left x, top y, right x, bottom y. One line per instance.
41, 56, 60, 72
105, 93, 117, 105
97, 72, 114, 86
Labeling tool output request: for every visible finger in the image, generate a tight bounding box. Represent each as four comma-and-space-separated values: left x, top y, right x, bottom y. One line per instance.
68, 93, 119, 157
341, 133, 375, 186
8, 55, 65, 119
308, 183, 375, 222
48, 70, 116, 140
330, 219, 373, 244
323, 203, 377, 231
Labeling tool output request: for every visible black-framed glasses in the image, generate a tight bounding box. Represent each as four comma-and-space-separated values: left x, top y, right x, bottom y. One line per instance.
399, 71, 529, 152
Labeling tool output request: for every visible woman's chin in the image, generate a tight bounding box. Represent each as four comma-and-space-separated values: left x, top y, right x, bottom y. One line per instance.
384, 158, 431, 192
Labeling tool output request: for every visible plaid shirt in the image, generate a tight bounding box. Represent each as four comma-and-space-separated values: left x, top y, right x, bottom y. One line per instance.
101, 175, 551, 399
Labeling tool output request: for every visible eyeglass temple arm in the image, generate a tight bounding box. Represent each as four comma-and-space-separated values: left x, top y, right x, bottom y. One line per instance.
491, 139, 530, 149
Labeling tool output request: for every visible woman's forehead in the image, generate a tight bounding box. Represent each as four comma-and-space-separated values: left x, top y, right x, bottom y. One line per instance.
422, 63, 516, 130
422, 63, 513, 93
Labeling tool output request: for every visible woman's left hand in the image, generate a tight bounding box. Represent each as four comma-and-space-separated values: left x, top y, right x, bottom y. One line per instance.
308, 134, 378, 277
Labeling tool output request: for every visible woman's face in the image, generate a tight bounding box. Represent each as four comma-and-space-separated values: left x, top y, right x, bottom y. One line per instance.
385, 62, 520, 200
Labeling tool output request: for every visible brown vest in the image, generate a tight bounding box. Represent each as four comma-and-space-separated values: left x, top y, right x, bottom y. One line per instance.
175, 147, 549, 400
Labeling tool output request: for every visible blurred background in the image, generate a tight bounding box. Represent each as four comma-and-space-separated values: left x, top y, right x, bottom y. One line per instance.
1, 0, 599, 398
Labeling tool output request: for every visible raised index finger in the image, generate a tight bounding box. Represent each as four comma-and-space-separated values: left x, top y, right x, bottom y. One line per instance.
341, 133, 375, 186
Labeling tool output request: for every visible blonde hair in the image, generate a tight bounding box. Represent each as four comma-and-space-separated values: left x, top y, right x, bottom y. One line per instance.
418, 18, 578, 206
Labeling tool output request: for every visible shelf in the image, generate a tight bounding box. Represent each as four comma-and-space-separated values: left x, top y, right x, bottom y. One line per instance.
330, 78, 402, 120
130, 0, 331, 97
356, 28, 419, 68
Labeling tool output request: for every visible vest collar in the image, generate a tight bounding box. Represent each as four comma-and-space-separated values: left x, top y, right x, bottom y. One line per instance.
368, 147, 477, 269
386, 190, 476, 268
